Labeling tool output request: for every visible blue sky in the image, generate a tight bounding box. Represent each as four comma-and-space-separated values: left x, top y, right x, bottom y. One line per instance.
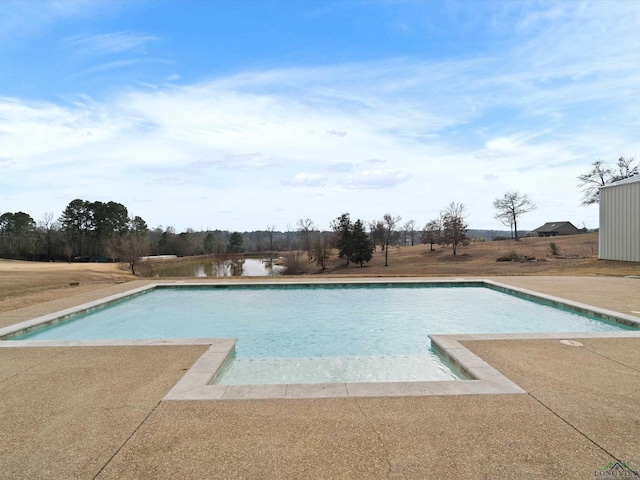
2, 0, 639, 232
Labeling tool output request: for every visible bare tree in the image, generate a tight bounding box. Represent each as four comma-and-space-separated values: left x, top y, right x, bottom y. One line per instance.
497, 214, 514, 239
493, 192, 536, 241
421, 218, 441, 252
440, 203, 468, 255
107, 233, 150, 275
38, 211, 58, 260
578, 157, 639, 205
369, 220, 386, 252
403, 219, 417, 246
381, 213, 401, 267
313, 233, 331, 270
296, 218, 315, 259
266, 224, 276, 258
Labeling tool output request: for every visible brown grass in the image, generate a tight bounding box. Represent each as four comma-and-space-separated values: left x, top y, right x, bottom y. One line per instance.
0, 260, 131, 313
315, 232, 639, 277
1, 233, 638, 313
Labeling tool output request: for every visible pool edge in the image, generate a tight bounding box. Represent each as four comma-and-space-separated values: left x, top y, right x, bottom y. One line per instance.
2, 278, 640, 401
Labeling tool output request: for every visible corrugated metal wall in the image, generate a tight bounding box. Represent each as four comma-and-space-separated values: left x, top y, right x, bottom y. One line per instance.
599, 179, 640, 262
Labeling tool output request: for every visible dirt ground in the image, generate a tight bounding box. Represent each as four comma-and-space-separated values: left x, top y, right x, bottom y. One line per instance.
1, 232, 638, 313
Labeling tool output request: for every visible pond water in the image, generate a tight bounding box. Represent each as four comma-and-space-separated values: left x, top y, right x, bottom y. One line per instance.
151, 258, 286, 277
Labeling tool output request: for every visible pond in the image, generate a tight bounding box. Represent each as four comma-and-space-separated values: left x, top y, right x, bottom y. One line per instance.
150, 257, 286, 278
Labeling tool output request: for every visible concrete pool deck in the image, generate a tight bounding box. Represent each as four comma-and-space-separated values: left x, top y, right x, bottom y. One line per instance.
1, 276, 639, 478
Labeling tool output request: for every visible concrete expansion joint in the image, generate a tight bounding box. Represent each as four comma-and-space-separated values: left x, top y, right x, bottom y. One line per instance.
526, 392, 621, 464
0, 347, 71, 384
92, 399, 162, 479
354, 399, 394, 480
581, 346, 640, 374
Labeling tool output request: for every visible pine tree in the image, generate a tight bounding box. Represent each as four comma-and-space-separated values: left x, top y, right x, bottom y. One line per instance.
349, 219, 374, 267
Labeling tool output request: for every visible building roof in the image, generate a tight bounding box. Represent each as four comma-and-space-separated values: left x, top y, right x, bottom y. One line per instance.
602, 174, 640, 188
531, 221, 578, 233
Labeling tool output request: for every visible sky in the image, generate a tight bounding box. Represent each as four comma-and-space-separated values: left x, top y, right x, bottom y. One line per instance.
2, 0, 640, 233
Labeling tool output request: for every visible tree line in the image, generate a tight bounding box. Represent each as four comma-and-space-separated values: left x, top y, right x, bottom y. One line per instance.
6, 154, 633, 273
0, 198, 474, 268
0, 194, 531, 270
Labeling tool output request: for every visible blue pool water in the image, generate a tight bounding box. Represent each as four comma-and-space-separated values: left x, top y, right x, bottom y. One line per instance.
14, 285, 634, 384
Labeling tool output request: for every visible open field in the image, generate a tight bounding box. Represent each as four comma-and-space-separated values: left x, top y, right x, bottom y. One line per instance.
2, 233, 639, 313
319, 232, 639, 276
0, 260, 130, 313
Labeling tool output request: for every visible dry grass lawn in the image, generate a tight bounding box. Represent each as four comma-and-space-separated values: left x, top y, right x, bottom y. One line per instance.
315, 232, 639, 277
1, 232, 638, 313
0, 260, 131, 313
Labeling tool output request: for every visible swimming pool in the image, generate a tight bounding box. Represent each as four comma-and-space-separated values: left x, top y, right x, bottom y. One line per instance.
9, 282, 636, 385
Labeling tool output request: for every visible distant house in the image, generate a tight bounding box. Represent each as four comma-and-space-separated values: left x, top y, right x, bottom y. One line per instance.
599, 175, 640, 262
531, 221, 580, 237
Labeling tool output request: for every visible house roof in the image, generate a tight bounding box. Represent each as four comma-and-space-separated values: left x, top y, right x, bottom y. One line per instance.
531, 221, 578, 233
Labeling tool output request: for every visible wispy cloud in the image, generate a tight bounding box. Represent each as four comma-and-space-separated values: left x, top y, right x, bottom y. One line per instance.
196, 153, 275, 171
341, 170, 412, 190
327, 129, 347, 137
64, 32, 157, 57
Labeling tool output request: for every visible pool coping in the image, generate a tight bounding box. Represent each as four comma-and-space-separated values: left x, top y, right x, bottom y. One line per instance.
1, 279, 639, 400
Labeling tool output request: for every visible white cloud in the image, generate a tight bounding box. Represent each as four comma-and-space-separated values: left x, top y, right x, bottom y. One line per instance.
196, 153, 274, 171
341, 169, 412, 190
282, 172, 327, 188
327, 130, 346, 137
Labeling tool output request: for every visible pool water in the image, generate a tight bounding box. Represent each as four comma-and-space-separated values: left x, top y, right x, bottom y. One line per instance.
14, 285, 634, 384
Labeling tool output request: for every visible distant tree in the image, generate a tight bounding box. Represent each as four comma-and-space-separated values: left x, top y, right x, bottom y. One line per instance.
331, 213, 353, 265
38, 212, 58, 260
313, 233, 332, 270
157, 226, 178, 254
380, 213, 401, 267
129, 215, 148, 235
577, 157, 639, 205
403, 220, 417, 246
440, 203, 468, 255
349, 219, 374, 267
369, 220, 386, 252
62, 243, 74, 263
176, 229, 201, 256
202, 231, 227, 254
421, 218, 441, 252
227, 231, 244, 253
493, 192, 536, 241
203, 233, 216, 254
0, 211, 37, 258
106, 233, 150, 275
296, 218, 315, 260
58, 199, 129, 256
92, 201, 129, 246
284, 223, 295, 251
59, 199, 92, 257
266, 224, 276, 256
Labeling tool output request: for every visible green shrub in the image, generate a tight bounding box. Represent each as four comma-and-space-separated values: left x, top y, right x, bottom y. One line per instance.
548, 242, 559, 256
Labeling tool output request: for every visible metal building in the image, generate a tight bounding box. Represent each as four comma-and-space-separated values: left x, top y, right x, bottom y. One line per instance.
598, 175, 640, 262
